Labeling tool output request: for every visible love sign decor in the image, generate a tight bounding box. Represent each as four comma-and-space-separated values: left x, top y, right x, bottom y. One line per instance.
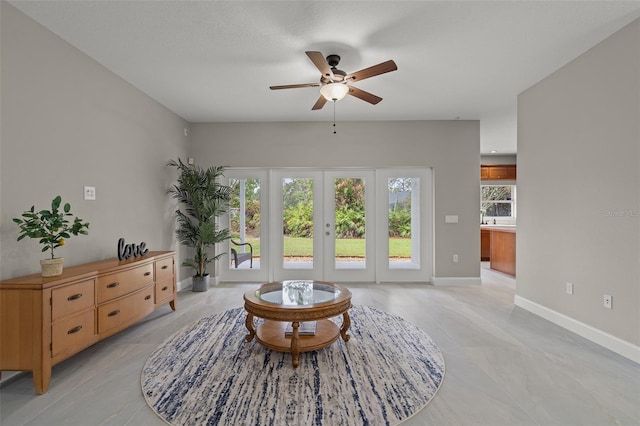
117, 238, 149, 261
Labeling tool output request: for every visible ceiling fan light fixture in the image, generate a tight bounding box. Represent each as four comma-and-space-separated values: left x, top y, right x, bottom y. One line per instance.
320, 83, 349, 101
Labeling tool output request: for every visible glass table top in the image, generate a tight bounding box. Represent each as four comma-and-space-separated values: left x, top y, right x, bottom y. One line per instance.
256, 280, 341, 306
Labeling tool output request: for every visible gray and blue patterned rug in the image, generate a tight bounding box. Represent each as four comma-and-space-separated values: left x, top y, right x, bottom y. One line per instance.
141, 305, 445, 425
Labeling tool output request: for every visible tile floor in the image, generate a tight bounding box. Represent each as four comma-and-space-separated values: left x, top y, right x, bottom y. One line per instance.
1, 266, 638, 425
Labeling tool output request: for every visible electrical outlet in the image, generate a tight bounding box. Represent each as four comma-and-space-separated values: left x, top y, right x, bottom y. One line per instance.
603, 294, 612, 309
453, 254, 459, 263
566, 282, 573, 295
83, 186, 96, 201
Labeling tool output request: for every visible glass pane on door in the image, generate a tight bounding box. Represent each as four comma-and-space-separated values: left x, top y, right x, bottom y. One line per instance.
388, 177, 420, 269
334, 177, 366, 269
229, 178, 261, 270
282, 177, 314, 269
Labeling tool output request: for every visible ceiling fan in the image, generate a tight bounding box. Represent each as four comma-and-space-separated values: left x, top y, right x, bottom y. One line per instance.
270, 51, 398, 110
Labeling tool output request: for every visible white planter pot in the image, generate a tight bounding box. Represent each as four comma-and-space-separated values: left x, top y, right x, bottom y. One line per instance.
40, 258, 64, 277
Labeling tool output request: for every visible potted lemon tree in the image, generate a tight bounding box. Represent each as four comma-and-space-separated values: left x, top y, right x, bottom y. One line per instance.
13, 195, 90, 277
167, 159, 231, 292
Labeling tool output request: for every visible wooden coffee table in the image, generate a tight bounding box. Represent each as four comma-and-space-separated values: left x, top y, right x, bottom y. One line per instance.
243, 280, 352, 367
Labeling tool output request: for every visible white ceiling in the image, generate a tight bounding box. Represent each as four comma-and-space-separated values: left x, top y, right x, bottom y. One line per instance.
10, 1, 640, 154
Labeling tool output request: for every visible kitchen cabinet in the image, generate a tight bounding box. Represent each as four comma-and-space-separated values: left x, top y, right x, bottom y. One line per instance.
481, 165, 516, 180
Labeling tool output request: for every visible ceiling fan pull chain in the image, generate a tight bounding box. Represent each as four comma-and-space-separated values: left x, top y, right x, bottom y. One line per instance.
333, 101, 337, 135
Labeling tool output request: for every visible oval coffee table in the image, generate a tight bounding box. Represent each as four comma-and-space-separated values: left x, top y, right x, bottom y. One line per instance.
243, 280, 352, 367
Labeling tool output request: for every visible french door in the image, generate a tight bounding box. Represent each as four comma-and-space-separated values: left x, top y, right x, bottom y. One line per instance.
270, 170, 376, 282
271, 170, 323, 281
221, 168, 431, 283
323, 170, 376, 282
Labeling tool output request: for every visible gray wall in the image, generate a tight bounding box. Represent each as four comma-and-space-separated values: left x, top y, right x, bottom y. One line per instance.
517, 19, 639, 345
1, 3, 189, 280
1, 2, 480, 284
481, 154, 517, 165
190, 120, 481, 280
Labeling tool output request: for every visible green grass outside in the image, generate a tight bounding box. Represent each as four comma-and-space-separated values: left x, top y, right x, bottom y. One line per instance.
231, 237, 411, 258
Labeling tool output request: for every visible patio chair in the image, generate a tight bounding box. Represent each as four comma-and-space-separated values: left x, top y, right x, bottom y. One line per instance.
231, 239, 253, 268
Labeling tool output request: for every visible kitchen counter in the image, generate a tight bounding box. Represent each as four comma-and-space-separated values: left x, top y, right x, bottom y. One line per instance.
481, 226, 516, 276
481, 225, 516, 232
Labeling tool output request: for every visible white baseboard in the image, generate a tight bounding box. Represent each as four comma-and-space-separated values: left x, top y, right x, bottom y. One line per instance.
514, 295, 640, 364
176, 277, 191, 292
431, 276, 481, 286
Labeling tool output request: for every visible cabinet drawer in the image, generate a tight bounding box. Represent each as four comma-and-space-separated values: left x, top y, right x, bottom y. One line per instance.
52, 279, 95, 322
52, 309, 96, 357
155, 257, 174, 282
97, 285, 155, 334
155, 279, 174, 304
96, 264, 154, 304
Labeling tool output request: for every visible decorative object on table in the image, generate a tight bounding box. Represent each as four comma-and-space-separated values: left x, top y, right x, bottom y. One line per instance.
141, 305, 445, 426
167, 158, 231, 292
117, 237, 149, 260
284, 321, 316, 336
13, 195, 89, 277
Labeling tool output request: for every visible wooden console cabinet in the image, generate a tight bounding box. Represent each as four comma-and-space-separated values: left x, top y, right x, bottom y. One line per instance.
0, 251, 176, 394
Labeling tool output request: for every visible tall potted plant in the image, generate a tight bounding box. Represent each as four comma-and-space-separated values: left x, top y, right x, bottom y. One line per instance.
167, 158, 231, 292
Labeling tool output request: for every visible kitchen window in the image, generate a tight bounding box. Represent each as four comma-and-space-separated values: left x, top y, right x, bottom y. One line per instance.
481, 185, 516, 218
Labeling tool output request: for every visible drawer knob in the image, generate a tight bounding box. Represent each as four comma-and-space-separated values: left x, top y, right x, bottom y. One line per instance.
67, 293, 83, 301
67, 325, 83, 335
107, 282, 120, 289
144, 271, 152, 276
144, 295, 152, 300
161, 265, 168, 270
161, 286, 168, 291
107, 309, 121, 317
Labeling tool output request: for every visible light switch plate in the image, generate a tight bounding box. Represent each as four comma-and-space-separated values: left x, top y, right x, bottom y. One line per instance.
84, 186, 96, 201
445, 215, 459, 223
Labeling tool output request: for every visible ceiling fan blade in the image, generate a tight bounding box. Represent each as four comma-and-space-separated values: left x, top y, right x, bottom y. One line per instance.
345, 60, 397, 83
347, 86, 383, 105
306, 51, 335, 81
270, 83, 320, 90
311, 96, 327, 110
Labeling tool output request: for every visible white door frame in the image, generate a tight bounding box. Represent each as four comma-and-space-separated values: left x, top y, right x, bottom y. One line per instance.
271, 169, 323, 281
375, 168, 432, 282
221, 167, 432, 283
219, 169, 270, 283
322, 170, 376, 282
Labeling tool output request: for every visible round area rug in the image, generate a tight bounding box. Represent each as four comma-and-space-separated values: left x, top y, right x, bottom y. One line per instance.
141, 305, 445, 425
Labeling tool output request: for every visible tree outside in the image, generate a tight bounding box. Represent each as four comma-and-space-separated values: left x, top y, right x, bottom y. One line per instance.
230, 177, 413, 259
